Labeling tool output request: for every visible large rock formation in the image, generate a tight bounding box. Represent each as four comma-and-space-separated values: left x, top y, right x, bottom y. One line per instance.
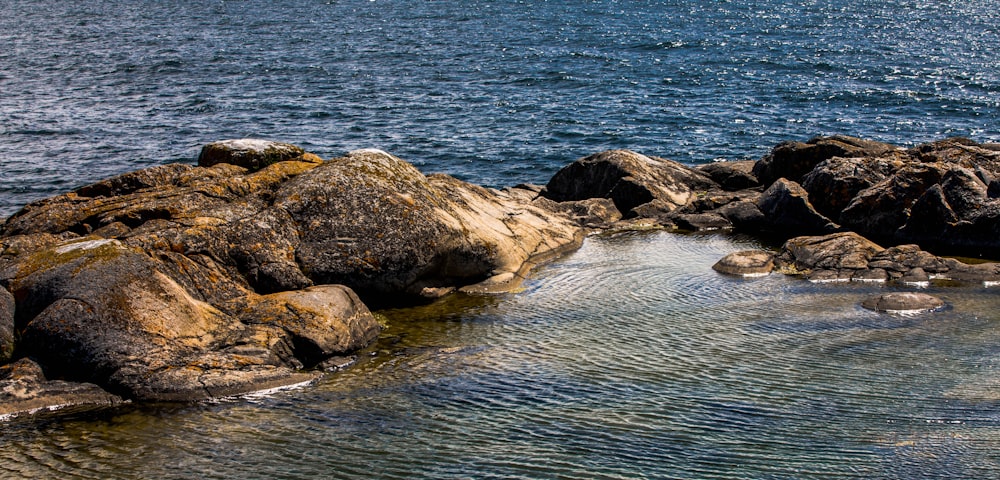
0, 141, 583, 416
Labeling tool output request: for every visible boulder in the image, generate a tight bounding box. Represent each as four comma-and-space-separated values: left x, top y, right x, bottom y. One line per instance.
861, 292, 945, 313
839, 162, 949, 242
698, 160, 760, 191
800, 155, 903, 221
752, 135, 898, 187
757, 178, 840, 236
197, 139, 317, 172
712, 250, 775, 276
543, 149, 717, 218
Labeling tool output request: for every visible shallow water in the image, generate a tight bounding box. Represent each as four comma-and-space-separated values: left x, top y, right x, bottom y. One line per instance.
3, 231, 1000, 479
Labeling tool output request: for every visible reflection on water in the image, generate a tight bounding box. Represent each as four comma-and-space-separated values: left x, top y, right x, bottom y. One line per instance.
3, 231, 1000, 479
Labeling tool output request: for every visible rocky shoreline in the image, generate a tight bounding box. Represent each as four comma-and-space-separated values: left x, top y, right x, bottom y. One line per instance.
3, 135, 1000, 419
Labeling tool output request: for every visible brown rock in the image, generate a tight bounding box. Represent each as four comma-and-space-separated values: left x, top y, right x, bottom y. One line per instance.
861, 292, 945, 313
712, 250, 775, 276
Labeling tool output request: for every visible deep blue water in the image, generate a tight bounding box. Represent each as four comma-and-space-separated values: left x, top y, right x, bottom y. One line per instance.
2, 0, 999, 217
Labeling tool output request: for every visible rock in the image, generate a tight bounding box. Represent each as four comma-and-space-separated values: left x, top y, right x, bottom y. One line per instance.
542, 149, 717, 218
0, 143, 585, 409
776, 232, 884, 273
757, 178, 840, 236
0, 358, 125, 420
197, 139, 315, 172
672, 213, 732, 231
752, 135, 898, 187
533, 197, 623, 229
0, 287, 13, 363
839, 162, 948, 242
900, 267, 930, 285
712, 250, 775, 276
861, 292, 945, 313
276, 150, 583, 300
717, 200, 766, 232
800, 155, 902, 221
698, 160, 760, 191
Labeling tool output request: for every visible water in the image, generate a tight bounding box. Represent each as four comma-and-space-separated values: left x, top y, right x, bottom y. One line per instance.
2, 0, 999, 217
3, 231, 1000, 478
4, 1, 1000, 478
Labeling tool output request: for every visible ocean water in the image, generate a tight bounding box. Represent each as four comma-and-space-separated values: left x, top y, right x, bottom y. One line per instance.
3, 1, 1000, 478
1, 0, 999, 217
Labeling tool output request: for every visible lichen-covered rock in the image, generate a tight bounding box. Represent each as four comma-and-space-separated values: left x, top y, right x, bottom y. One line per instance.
776, 232, 885, 274
542, 149, 717, 218
0, 142, 584, 410
197, 139, 316, 172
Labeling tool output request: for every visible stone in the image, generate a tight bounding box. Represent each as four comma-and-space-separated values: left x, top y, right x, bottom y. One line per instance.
776, 232, 884, 273
673, 213, 732, 231
752, 135, 898, 187
712, 250, 775, 276
839, 162, 948, 242
0, 287, 13, 363
0, 358, 125, 420
543, 149, 717, 218
861, 292, 945, 313
757, 178, 840, 236
698, 160, 760, 191
197, 139, 314, 172
800, 155, 902, 221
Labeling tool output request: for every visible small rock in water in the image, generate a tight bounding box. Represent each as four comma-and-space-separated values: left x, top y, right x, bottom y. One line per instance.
860, 292, 945, 313
712, 250, 775, 276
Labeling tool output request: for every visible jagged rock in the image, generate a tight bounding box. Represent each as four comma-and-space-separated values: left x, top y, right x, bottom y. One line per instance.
717, 200, 766, 232
543, 149, 717, 218
800, 155, 903, 221
197, 139, 317, 172
839, 162, 949, 242
861, 292, 945, 313
533, 196, 623, 229
757, 178, 840, 236
0, 358, 125, 419
712, 250, 774, 276
698, 160, 759, 191
752, 135, 898, 187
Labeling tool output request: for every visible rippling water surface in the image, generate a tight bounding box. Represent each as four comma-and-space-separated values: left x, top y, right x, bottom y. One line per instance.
3, 232, 1000, 478
1, 0, 999, 215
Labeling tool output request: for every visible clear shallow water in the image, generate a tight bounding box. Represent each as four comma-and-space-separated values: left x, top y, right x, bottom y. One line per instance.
2, 0, 999, 216
3, 231, 1000, 479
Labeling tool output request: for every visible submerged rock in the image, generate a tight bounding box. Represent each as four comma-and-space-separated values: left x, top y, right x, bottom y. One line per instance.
861, 292, 945, 314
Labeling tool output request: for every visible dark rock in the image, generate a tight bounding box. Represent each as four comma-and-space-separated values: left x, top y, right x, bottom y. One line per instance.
757, 178, 840, 236
852, 268, 889, 283
800, 155, 902, 221
672, 213, 732, 231
712, 250, 775, 276
0, 287, 14, 363
543, 149, 717, 217
839, 162, 949, 242
717, 200, 766, 232
698, 160, 760, 191
900, 267, 930, 284
533, 197, 623, 229
752, 135, 898, 187
197, 139, 315, 172
861, 292, 945, 313
0, 358, 125, 420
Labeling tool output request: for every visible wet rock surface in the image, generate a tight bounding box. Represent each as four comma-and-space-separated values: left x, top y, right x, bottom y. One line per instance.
861, 292, 946, 313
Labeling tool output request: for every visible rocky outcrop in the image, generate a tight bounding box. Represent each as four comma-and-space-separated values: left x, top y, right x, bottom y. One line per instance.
773, 232, 1000, 284
712, 251, 775, 276
756, 178, 840, 236
197, 139, 315, 172
0, 141, 583, 417
542, 149, 717, 219
752, 135, 898, 187
1, 358, 125, 420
